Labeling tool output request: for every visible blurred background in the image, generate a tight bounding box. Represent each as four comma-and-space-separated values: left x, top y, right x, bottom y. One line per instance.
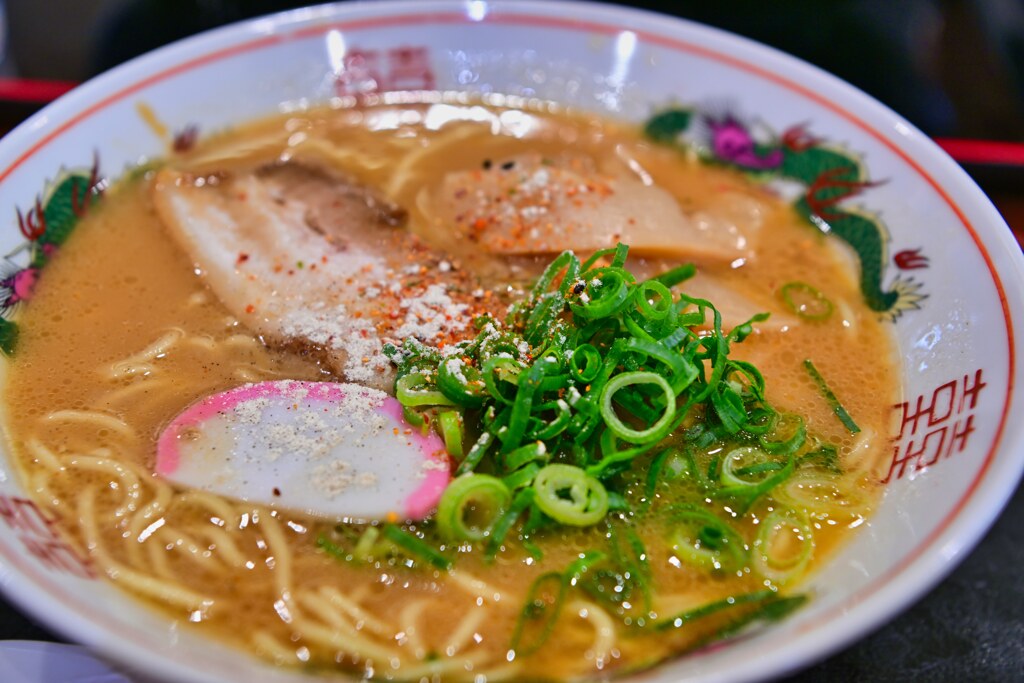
1, 0, 1022, 135
3, 0, 1022, 188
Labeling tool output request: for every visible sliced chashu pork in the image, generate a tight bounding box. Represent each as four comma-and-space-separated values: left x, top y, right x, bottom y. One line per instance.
423, 153, 760, 263
152, 162, 411, 390
154, 156, 785, 389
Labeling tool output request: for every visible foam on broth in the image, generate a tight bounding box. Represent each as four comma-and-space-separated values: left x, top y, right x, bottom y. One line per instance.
2, 98, 899, 681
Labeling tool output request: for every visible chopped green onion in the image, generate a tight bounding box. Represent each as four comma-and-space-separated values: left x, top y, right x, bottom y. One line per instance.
643, 447, 675, 506
503, 440, 547, 471
486, 488, 537, 558
652, 263, 696, 288
797, 444, 841, 473
381, 524, 452, 570
396, 372, 456, 407
720, 447, 776, 488
436, 474, 512, 542
654, 589, 778, 631
780, 281, 834, 320
759, 413, 806, 455
570, 267, 635, 320
437, 358, 487, 407
510, 571, 566, 656
667, 505, 747, 572
803, 359, 860, 433
713, 449, 796, 510
600, 371, 676, 445
315, 533, 351, 562
569, 344, 602, 382
533, 464, 609, 526
481, 356, 524, 405
697, 594, 808, 644
455, 431, 496, 476
634, 279, 674, 321
527, 399, 571, 440
752, 508, 814, 585
502, 360, 553, 453
352, 526, 381, 560
382, 245, 829, 583
438, 410, 464, 459
402, 405, 427, 429
774, 472, 866, 518
503, 462, 541, 492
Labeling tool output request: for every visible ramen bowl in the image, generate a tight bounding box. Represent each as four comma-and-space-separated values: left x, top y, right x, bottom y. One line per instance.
0, 2, 1021, 682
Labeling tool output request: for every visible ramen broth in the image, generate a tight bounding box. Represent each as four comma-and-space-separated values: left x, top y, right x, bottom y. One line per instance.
2, 98, 898, 681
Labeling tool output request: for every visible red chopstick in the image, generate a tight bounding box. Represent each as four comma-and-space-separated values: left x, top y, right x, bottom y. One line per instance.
0, 77, 79, 103
934, 137, 1024, 167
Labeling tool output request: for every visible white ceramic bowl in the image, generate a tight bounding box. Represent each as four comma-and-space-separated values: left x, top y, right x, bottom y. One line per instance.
0, 2, 1021, 682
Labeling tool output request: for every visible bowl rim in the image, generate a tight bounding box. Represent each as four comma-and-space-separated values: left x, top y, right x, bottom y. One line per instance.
0, 2, 1021, 682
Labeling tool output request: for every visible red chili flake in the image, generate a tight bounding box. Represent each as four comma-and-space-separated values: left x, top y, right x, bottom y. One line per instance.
272, 487, 281, 497
245, 304, 255, 314
273, 264, 284, 273
236, 252, 250, 265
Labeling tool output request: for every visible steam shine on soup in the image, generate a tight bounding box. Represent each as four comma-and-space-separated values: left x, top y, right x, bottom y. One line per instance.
2, 96, 899, 681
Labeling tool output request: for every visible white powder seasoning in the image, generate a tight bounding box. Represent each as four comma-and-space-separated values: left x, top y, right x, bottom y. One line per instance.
394, 283, 469, 342
278, 301, 389, 383
230, 383, 390, 499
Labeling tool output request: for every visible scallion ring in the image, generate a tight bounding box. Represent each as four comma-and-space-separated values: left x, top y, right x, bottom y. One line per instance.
667, 506, 747, 572
481, 356, 524, 405
634, 279, 674, 321
600, 371, 676, 444
752, 508, 814, 584
569, 344, 602, 383
437, 358, 487, 407
569, 267, 634, 320
436, 474, 512, 542
759, 413, 806, 455
780, 282, 833, 320
720, 446, 782, 488
533, 464, 609, 526
396, 373, 456, 407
